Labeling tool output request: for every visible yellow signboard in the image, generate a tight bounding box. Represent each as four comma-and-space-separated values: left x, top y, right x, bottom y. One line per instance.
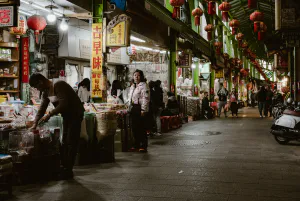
107, 21, 126, 46
106, 14, 131, 47
215, 69, 224, 78
91, 23, 103, 98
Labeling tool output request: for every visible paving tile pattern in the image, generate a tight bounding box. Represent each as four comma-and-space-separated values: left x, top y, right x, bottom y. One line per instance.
2, 108, 300, 201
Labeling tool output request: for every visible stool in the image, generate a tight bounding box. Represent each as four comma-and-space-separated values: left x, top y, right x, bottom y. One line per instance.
0, 154, 13, 196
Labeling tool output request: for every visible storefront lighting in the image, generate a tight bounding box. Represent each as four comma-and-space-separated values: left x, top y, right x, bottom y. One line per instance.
160, 50, 166, 54
191, 63, 196, 69
47, 10, 56, 23
130, 36, 146, 43
60, 18, 68, 31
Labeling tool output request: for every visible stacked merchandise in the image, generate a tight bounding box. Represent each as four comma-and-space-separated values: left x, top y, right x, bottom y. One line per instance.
187, 97, 201, 118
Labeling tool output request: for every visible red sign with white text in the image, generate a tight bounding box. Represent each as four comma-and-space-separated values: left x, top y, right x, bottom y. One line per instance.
22, 37, 29, 83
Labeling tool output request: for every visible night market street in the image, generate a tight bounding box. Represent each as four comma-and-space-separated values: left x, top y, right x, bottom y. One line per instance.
3, 107, 300, 201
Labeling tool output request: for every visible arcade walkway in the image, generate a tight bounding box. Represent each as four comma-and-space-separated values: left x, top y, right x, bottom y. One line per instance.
4, 107, 300, 201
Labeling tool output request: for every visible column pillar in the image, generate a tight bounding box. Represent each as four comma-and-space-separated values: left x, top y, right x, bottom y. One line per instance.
169, 29, 177, 94
210, 67, 215, 101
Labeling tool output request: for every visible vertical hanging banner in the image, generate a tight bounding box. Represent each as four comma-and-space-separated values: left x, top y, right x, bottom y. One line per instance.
91, 23, 103, 98
22, 37, 29, 83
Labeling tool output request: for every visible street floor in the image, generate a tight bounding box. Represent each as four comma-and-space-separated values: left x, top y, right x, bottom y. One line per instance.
3, 107, 300, 201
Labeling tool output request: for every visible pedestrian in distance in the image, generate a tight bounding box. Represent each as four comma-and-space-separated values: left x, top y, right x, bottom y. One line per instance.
217, 83, 229, 117
256, 86, 267, 118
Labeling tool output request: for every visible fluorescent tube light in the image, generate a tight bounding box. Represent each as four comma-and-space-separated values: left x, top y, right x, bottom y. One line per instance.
54, 11, 63, 17
20, 0, 30, 4
19, 10, 32, 16
32, 4, 50, 12
130, 36, 146, 43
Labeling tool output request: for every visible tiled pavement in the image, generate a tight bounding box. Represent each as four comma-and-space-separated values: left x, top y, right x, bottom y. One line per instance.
2, 107, 300, 201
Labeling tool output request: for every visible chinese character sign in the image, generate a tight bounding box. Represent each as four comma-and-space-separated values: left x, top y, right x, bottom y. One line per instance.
215, 69, 224, 78
91, 72, 102, 98
106, 14, 131, 47
10, 15, 27, 35
91, 23, 103, 98
0, 6, 13, 27
22, 37, 29, 83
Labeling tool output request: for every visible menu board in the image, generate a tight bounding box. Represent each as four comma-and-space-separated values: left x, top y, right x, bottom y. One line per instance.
178, 53, 191, 68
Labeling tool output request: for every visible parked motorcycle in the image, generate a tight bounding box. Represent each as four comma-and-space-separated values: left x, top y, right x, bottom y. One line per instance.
272, 92, 285, 119
271, 98, 300, 144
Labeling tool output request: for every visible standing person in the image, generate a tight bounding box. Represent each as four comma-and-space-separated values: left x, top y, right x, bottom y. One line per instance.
256, 86, 267, 118
77, 78, 90, 103
265, 86, 274, 117
151, 80, 164, 136
217, 83, 229, 117
128, 69, 150, 152
111, 80, 123, 103
230, 88, 238, 117
202, 91, 213, 119
29, 73, 84, 179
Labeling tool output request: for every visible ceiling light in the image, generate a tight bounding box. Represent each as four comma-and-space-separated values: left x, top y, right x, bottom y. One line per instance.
60, 18, 68, 31
130, 36, 146, 43
20, 0, 30, 4
47, 10, 56, 23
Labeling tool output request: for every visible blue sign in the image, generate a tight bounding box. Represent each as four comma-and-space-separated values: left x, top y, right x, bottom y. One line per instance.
109, 0, 126, 11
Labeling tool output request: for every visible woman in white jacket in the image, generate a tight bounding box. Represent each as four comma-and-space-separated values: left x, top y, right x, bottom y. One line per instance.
128, 69, 150, 152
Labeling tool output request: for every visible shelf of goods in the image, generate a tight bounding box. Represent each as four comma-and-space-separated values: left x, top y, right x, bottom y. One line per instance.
0, 42, 20, 99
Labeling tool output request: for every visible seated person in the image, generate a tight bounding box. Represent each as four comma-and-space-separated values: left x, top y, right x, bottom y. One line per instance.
202, 92, 213, 119
161, 92, 179, 116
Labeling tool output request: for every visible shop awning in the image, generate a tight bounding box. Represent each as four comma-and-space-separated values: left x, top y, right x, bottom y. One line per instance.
144, 0, 211, 57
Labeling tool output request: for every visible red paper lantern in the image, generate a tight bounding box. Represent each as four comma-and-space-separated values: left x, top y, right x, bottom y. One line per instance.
204, 24, 214, 41
258, 22, 267, 41
192, 7, 203, 26
219, 2, 231, 22
250, 11, 264, 32
206, 0, 217, 15
236, 33, 244, 47
229, 19, 240, 35
170, 0, 185, 19
27, 15, 47, 43
214, 42, 223, 55
248, 0, 257, 9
